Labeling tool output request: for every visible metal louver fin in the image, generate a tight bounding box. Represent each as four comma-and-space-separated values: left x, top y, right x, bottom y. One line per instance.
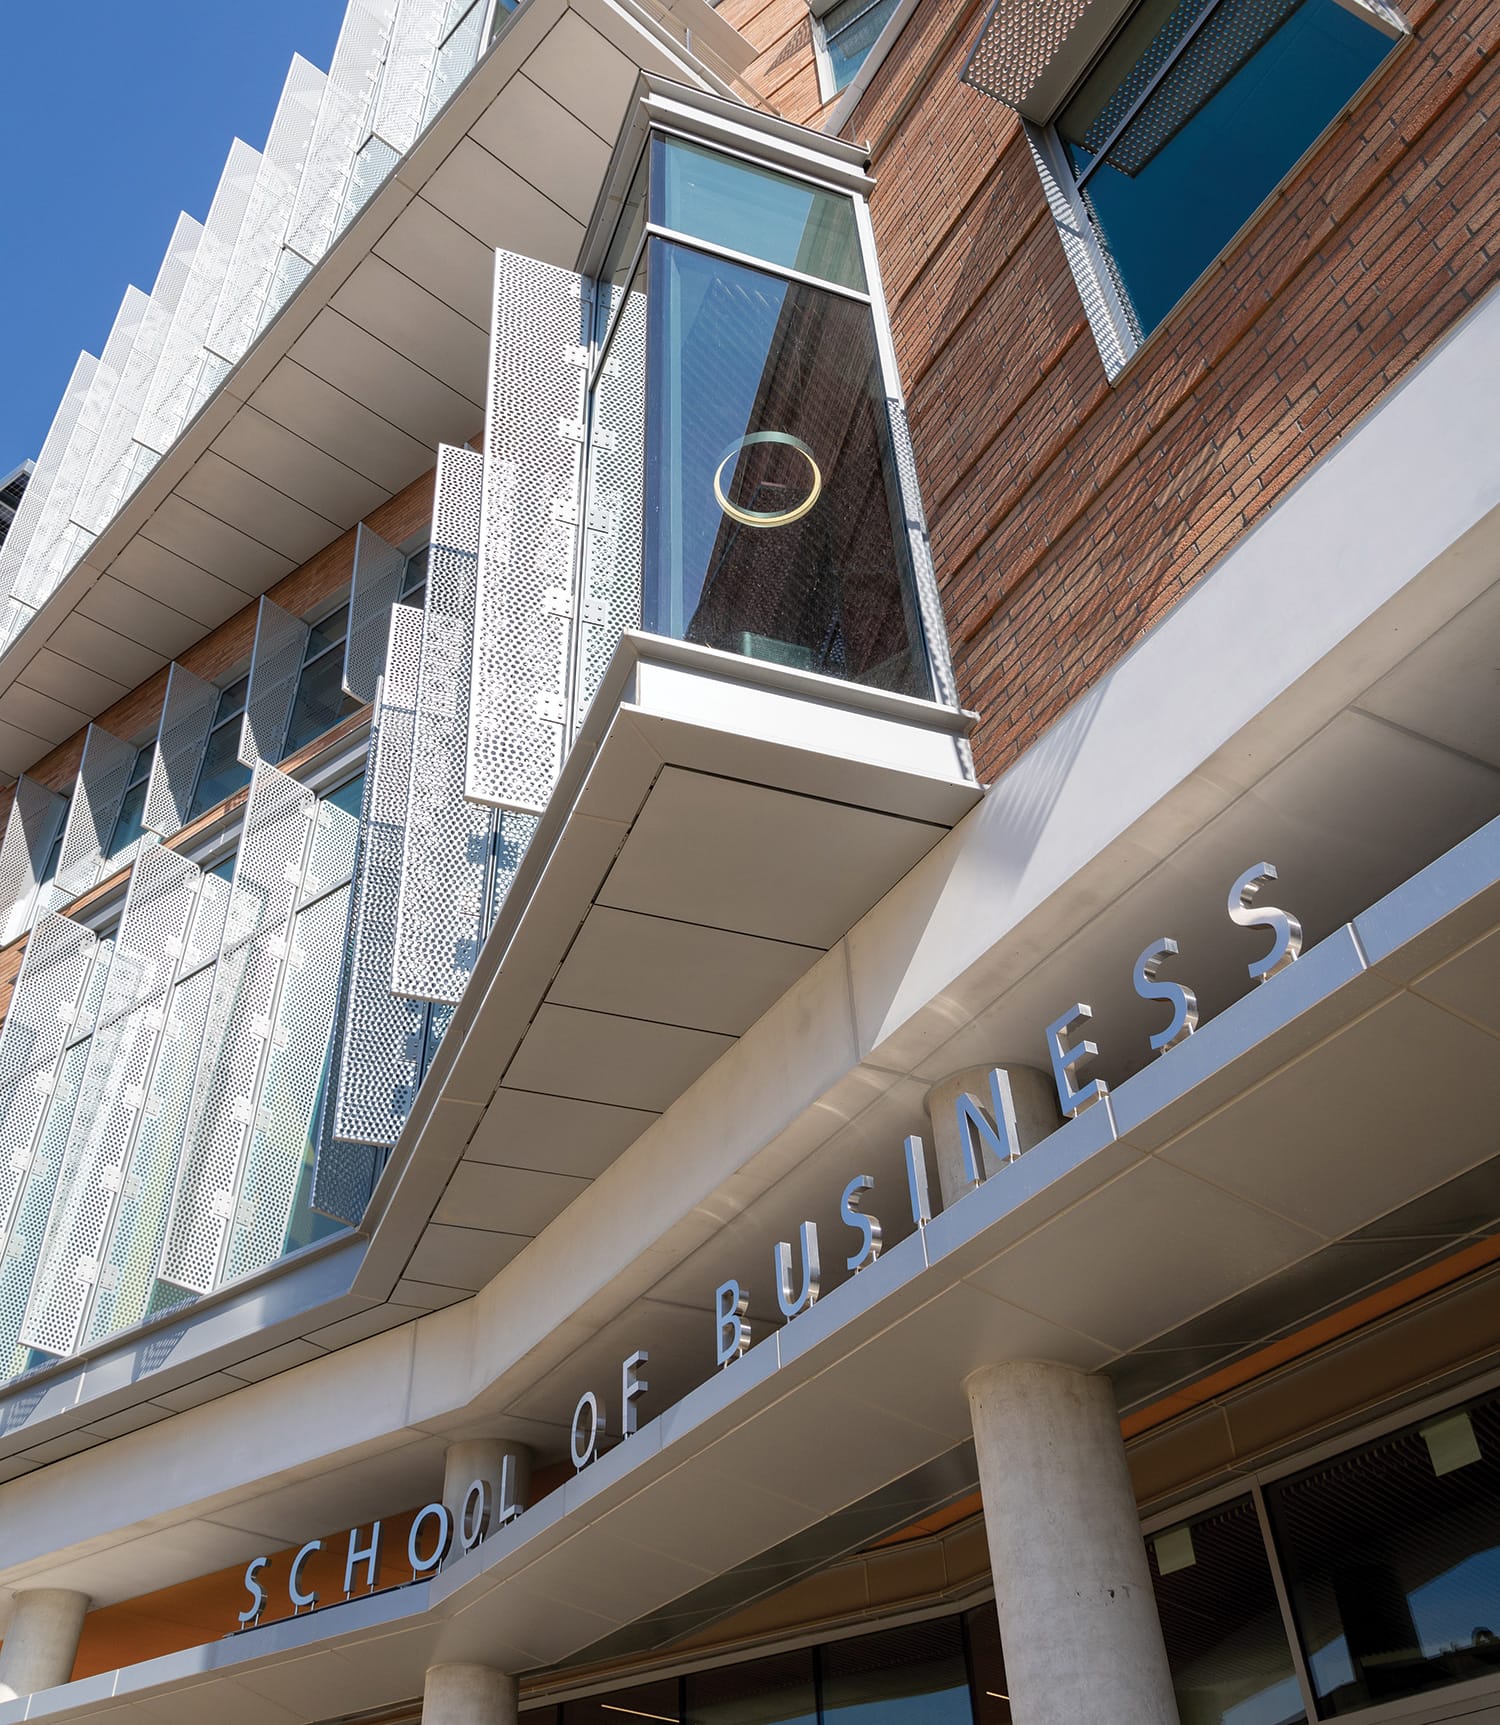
467, 248, 590, 814
0, 778, 67, 942
0, 353, 98, 602
325, 609, 430, 1213
0, 914, 98, 1250
344, 523, 407, 704
885, 400, 962, 714
393, 446, 496, 1004
19, 845, 203, 1359
144, 661, 219, 839
157, 763, 317, 1294
239, 596, 310, 767
51, 726, 137, 908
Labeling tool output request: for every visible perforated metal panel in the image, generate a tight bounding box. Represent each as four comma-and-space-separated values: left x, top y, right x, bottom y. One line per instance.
885, 399, 961, 713
344, 523, 407, 704
395, 447, 495, 1002
0, 915, 98, 1248
284, 0, 398, 267
51, 726, 137, 908
960, 0, 1092, 108
339, 136, 402, 232
330, 610, 429, 1159
144, 662, 220, 840
423, 0, 487, 126
224, 883, 350, 1282
19, 846, 202, 1358
0, 778, 67, 944
11, 291, 147, 610
373, 0, 448, 154
206, 57, 327, 369
157, 765, 316, 1293
575, 287, 645, 731
260, 246, 316, 332
136, 141, 261, 457
0, 354, 97, 603
74, 217, 202, 538
467, 251, 589, 813
240, 596, 311, 768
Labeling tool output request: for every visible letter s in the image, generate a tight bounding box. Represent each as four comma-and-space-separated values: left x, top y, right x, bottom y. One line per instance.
1134, 937, 1198, 1053
238, 1555, 269, 1627
1228, 863, 1302, 983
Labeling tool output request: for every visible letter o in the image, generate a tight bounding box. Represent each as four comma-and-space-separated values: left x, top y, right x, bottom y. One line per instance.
407, 1501, 453, 1574
458, 1477, 490, 1552
571, 1389, 602, 1470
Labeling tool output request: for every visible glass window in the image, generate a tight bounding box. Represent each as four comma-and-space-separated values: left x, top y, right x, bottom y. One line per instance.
189, 676, 252, 820
820, 1617, 971, 1725
1055, 0, 1395, 340
562, 1676, 680, 1724
685, 1649, 815, 1725
105, 746, 154, 864
1267, 1393, 1500, 1715
598, 148, 650, 347
820, 0, 903, 94
656, 136, 868, 294
641, 238, 929, 697
283, 602, 363, 758
964, 1603, 1012, 1723
1149, 1497, 1305, 1725
401, 545, 430, 609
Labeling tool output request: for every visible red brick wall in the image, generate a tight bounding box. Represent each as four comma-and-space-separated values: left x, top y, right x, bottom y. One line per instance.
721, 0, 835, 125
847, 0, 1499, 781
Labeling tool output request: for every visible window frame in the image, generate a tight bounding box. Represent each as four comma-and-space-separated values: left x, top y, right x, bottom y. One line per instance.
812, 0, 920, 109
1027, 0, 1410, 379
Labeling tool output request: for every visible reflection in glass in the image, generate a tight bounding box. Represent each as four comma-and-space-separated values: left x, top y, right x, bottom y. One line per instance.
1149, 1497, 1305, 1725
964, 1603, 1012, 1724
821, 1616, 971, 1724
1057, 0, 1393, 338
189, 677, 252, 819
1268, 1394, 1500, 1714
685, 1648, 816, 1724
284, 602, 362, 758
657, 137, 868, 294
641, 239, 929, 697
562, 1676, 680, 1724
821, 0, 904, 94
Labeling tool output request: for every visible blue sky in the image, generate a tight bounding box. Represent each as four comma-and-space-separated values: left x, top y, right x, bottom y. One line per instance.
0, 2, 349, 477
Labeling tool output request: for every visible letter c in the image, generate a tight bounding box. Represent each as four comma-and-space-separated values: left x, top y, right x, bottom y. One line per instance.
289, 1539, 322, 1610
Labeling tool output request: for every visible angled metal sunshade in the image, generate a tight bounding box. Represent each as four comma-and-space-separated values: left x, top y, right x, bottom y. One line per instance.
200, 56, 328, 392
0, 776, 67, 942
144, 661, 221, 839
0, 353, 98, 604
466, 249, 591, 814
239, 596, 311, 768
0, 914, 99, 1248
344, 523, 408, 704
393, 444, 496, 1004
157, 764, 319, 1294
19, 845, 205, 1359
51, 725, 138, 907
324, 608, 430, 1219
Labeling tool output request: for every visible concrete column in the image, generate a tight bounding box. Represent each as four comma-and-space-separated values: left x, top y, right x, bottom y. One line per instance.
442, 1439, 532, 1542
0, 1587, 90, 1701
925, 1064, 1062, 1208
422, 1662, 518, 1725
966, 1360, 1179, 1725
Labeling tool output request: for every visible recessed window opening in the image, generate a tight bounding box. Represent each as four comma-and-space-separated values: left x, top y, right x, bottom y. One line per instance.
105, 745, 155, 865
1050, 0, 1400, 347
188, 673, 252, 821
399, 543, 430, 611
815, 0, 904, 96
282, 600, 363, 759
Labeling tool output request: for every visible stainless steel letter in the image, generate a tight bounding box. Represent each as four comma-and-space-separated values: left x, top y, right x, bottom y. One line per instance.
715, 1279, 751, 1368
238, 1555, 269, 1626
344, 1521, 382, 1595
904, 1133, 933, 1226
775, 1222, 821, 1319
622, 1348, 649, 1437
407, 1503, 452, 1575
571, 1389, 602, 1469
459, 1479, 490, 1552
289, 1539, 322, 1610
841, 1175, 883, 1271
1046, 1004, 1108, 1117
1228, 862, 1303, 983
954, 1067, 1022, 1187
1134, 937, 1199, 1053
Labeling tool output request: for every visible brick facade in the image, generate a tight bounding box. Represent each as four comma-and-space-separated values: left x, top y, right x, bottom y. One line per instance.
730, 0, 1500, 784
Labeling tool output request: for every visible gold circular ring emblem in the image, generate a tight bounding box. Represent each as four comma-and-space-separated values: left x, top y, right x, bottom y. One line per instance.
712, 431, 823, 528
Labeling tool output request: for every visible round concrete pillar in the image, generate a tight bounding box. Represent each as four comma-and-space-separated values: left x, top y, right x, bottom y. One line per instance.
966, 1360, 1178, 1725
442, 1439, 532, 1542
0, 1587, 90, 1701
924, 1064, 1062, 1208
423, 1662, 518, 1725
